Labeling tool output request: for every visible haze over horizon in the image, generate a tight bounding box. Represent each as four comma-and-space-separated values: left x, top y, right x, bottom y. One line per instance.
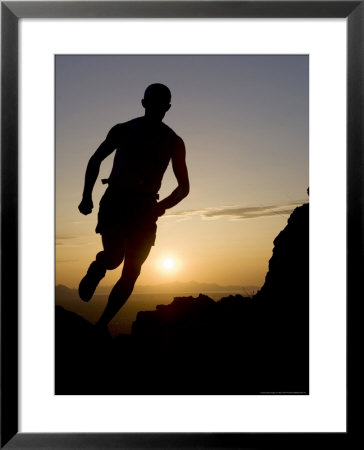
56, 279, 259, 293
56, 55, 308, 291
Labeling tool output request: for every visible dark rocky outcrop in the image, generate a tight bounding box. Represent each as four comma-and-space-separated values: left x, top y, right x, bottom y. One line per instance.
256, 202, 309, 305
56, 202, 309, 395
254, 203, 309, 393
55, 306, 113, 394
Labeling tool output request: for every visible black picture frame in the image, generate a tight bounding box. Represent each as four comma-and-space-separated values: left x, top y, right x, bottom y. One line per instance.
1, 1, 359, 448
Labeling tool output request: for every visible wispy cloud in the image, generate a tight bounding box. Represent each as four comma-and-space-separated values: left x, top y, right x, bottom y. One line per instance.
56, 235, 78, 240
166, 200, 306, 221
56, 233, 94, 247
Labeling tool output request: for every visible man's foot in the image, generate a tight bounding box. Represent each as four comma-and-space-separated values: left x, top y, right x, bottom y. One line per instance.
78, 261, 106, 302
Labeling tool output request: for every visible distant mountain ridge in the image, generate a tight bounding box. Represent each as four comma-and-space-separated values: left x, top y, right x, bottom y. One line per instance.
56, 281, 259, 296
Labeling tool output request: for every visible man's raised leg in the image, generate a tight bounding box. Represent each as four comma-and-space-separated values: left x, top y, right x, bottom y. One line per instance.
79, 228, 125, 302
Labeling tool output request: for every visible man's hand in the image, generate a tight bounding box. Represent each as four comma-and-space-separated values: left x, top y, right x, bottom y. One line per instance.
78, 197, 93, 215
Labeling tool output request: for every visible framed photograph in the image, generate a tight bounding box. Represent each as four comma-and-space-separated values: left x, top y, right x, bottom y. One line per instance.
1, 1, 359, 448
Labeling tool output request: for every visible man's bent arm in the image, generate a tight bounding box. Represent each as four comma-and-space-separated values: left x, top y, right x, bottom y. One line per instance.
78, 125, 121, 215
158, 138, 189, 213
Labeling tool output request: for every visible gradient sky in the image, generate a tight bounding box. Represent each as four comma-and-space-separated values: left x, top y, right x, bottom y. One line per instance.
56, 55, 308, 289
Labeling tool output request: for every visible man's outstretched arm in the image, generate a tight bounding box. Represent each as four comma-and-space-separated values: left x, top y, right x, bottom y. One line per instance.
78, 125, 121, 215
157, 138, 190, 215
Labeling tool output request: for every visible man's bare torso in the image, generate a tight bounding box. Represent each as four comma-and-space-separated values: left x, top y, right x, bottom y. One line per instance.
108, 117, 180, 194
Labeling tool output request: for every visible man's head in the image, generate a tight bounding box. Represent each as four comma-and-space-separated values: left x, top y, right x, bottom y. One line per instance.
142, 83, 171, 121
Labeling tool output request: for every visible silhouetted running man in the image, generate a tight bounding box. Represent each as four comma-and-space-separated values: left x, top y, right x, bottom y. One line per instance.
78, 84, 189, 329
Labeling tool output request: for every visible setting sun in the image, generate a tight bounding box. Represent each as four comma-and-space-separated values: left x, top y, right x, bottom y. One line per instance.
162, 258, 175, 270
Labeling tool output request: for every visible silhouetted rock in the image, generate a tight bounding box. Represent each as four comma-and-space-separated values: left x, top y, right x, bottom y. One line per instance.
256, 202, 309, 305
55, 306, 112, 394
254, 203, 309, 392
129, 293, 257, 393
132, 294, 215, 341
